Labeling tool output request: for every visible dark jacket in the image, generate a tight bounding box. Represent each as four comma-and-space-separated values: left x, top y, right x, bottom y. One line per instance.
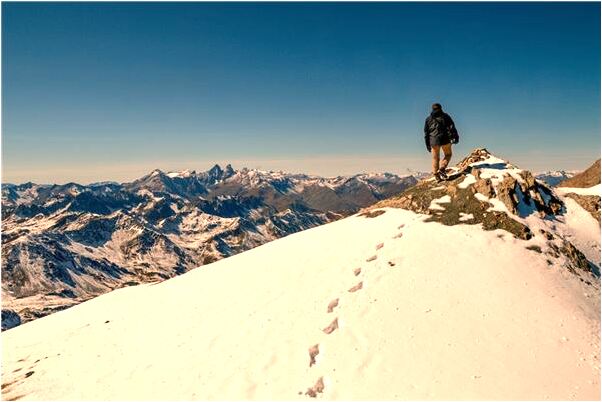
424, 110, 459, 150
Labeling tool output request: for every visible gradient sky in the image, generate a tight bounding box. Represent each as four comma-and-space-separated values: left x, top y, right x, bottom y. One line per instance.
2, 2, 600, 184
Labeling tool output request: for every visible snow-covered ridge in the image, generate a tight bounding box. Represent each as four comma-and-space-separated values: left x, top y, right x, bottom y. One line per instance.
1, 164, 420, 329
1, 205, 599, 400
535, 170, 579, 187
556, 184, 601, 196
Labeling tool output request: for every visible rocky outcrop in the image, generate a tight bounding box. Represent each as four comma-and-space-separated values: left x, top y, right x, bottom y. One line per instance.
456, 148, 500, 172
369, 168, 534, 240
472, 169, 495, 198
493, 171, 563, 217
366, 148, 598, 280
1, 309, 21, 331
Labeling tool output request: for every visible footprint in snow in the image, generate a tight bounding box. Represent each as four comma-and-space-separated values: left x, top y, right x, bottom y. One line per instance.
353, 268, 361, 276
323, 318, 338, 334
308, 344, 319, 367
348, 282, 363, 293
398, 224, 405, 229
388, 261, 396, 267
305, 377, 325, 398
327, 298, 339, 313
375, 243, 384, 250
392, 232, 403, 239
366, 255, 377, 262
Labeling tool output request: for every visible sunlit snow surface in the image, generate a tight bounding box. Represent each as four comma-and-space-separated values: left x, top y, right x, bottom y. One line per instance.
555, 184, 601, 196
2, 206, 599, 400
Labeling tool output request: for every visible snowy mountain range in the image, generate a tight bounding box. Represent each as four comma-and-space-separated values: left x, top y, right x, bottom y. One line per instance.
1, 148, 599, 400
535, 169, 578, 186
1, 165, 418, 328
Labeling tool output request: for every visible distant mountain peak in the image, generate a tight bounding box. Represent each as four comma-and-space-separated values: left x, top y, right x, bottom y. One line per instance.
166, 169, 195, 179
1, 163, 420, 329
208, 164, 223, 175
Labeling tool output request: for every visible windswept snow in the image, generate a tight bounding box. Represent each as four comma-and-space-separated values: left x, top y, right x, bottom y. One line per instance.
1, 208, 599, 400
458, 212, 474, 222
457, 173, 476, 189
556, 184, 601, 196
166, 169, 193, 178
428, 195, 451, 211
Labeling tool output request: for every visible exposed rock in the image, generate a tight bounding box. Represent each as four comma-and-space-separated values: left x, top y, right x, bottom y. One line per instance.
370, 165, 533, 240
526, 245, 542, 253
1, 310, 21, 331
473, 177, 495, 198
494, 172, 563, 217
495, 176, 520, 215
547, 239, 598, 276
359, 209, 386, 218
456, 148, 495, 172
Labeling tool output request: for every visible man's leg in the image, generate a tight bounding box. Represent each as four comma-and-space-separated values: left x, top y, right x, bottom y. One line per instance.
431, 145, 441, 174
440, 143, 452, 171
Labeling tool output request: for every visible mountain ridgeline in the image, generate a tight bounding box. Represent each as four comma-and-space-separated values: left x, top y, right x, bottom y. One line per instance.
1, 165, 418, 328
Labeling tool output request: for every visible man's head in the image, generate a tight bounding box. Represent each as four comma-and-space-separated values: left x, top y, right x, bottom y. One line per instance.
432, 103, 442, 112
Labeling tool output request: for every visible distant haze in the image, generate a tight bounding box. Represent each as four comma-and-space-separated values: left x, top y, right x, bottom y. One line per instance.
1, 150, 598, 185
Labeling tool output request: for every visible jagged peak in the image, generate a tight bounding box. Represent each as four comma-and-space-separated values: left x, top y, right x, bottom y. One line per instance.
149, 168, 164, 177
455, 148, 516, 172
208, 164, 223, 175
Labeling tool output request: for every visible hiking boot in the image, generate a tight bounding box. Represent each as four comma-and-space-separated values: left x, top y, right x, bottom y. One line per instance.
434, 172, 444, 183
437, 169, 448, 180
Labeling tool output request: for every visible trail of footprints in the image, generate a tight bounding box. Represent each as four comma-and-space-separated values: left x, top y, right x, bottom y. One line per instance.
302, 220, 406, 397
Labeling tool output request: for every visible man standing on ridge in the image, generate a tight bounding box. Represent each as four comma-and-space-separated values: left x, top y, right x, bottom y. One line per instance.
424, 103, 460, 181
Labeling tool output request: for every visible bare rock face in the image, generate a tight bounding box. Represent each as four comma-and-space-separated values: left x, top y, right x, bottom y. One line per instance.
494, 174, 563, 217
471, 168, 495, 198
474, 177, 495, 198
495, 176, 520, 215
1, 309, 21, 331
456, 148, 496, 171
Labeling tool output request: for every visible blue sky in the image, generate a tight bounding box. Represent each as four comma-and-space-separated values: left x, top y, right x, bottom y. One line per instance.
3, 2, 600, 183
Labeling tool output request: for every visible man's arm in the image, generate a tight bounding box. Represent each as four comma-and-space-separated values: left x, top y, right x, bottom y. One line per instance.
424, 118, 431, 152
445, 113, 459, 143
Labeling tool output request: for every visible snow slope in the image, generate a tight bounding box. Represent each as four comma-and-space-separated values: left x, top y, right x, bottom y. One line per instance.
2, 165, 418, 328
2, 207, 599, 400
556, 184, 601, 196
535, 170, 578, 187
